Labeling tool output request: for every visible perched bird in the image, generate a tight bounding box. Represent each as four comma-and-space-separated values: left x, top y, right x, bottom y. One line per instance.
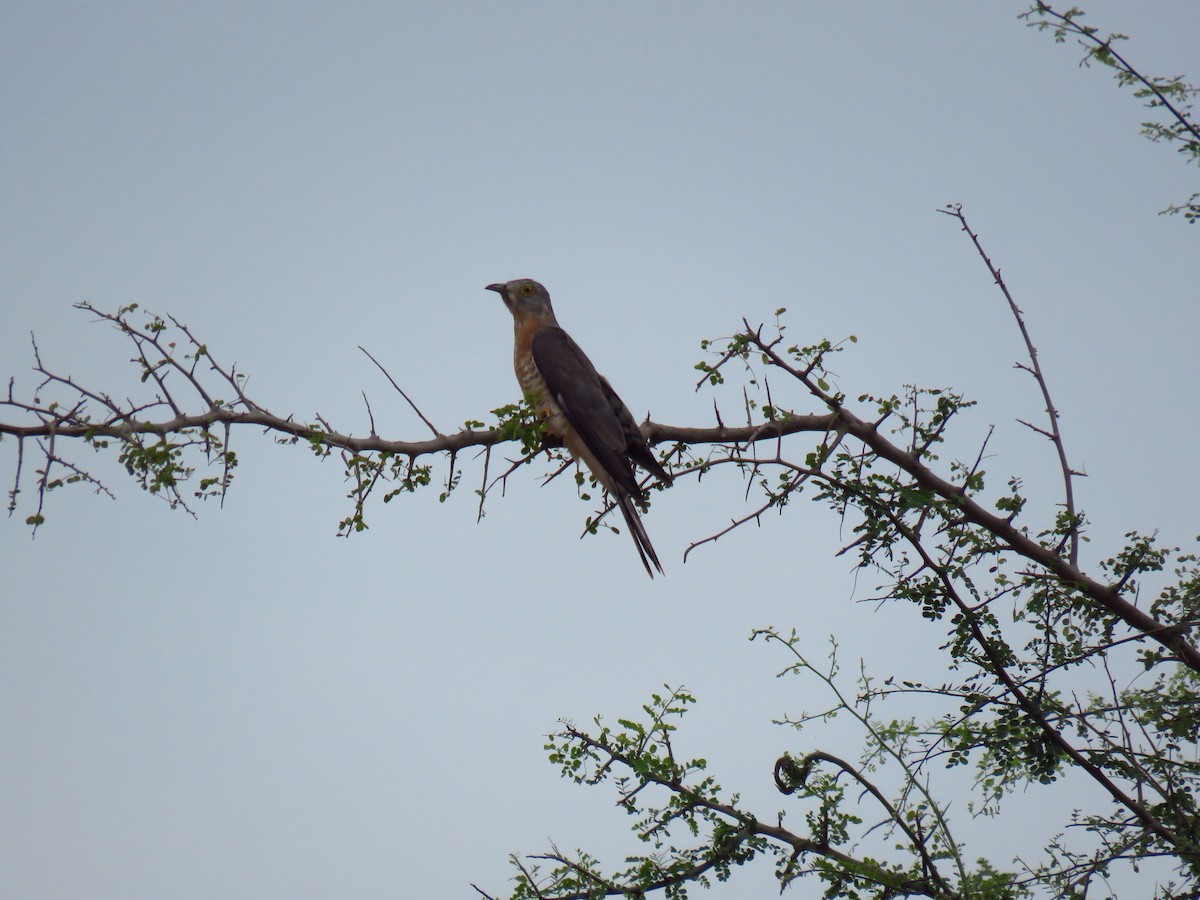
486, 278, 671, 577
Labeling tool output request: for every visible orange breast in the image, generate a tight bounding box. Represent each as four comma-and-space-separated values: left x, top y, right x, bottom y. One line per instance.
513, 320, 568, 438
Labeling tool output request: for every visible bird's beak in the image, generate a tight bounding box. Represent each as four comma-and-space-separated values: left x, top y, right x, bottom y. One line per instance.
485, 283, 504, 295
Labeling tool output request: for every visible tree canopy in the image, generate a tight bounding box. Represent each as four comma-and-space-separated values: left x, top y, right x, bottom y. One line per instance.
2, 4, 1197, 898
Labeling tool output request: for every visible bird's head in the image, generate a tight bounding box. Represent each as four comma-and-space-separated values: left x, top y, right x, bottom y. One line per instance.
485, 279, 558, 326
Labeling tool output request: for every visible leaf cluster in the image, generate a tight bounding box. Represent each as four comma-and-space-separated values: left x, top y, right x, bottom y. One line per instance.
1022, 3, 1200, 222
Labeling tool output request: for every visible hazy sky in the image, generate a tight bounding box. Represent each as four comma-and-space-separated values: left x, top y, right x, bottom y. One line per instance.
2, 3, 1198, 897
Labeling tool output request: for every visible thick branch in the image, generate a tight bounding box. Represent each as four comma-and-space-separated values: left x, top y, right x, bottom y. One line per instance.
871, 489, 1189, 858
836, 401, 1200, 673
0, 409, 837, 457
738, 328, 1200, 675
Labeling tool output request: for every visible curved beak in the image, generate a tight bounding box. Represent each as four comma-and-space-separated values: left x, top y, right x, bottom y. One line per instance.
485, 283, 505, 295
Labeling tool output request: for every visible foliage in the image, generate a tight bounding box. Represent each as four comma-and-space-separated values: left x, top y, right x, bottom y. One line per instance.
0, 301, 546, 536
2, 5, 1198, 899
474, 229, 1200, 896
1022, 3, 1200, 222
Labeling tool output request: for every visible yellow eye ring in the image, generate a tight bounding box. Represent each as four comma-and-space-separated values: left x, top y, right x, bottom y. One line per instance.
520, 283, 535, 297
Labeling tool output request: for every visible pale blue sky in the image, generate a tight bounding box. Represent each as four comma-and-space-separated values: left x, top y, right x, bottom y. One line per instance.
2, 2, 1198, 897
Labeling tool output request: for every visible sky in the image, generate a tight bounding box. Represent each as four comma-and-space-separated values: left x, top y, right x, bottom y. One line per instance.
1, 2, 1198, 897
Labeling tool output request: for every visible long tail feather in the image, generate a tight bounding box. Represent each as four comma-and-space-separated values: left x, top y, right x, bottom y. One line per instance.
616, 491, 664, 578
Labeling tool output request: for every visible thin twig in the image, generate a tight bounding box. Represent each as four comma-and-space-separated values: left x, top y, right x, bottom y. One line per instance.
359, 345, 441, 437
938, 203, 1082, 567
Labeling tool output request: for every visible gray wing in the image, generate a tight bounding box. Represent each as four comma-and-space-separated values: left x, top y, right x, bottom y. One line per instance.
530, 327, 642, 498
532, 326, 667, 577
598, 376, 672, 485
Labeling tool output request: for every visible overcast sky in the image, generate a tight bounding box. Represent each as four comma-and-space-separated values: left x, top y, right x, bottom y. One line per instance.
2, 2, 1198, 898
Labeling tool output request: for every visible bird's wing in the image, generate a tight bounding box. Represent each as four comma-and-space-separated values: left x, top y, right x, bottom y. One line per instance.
598, 376, 672, 485
530, 327, 641, 498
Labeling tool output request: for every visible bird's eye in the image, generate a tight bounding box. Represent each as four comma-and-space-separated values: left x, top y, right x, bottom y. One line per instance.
520, 283, 535, 297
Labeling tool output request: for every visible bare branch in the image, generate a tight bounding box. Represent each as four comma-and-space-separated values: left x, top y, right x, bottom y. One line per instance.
938, 203, 1082, 566
358, 345, 441, 437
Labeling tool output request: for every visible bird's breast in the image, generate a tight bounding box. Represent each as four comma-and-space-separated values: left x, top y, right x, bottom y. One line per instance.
513, 340, 568, 437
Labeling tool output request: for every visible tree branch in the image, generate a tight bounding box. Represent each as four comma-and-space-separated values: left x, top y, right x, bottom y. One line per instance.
938, 203, 1082, 567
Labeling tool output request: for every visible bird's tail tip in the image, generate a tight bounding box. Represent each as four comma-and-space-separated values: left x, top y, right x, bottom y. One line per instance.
618, 493, 664, 579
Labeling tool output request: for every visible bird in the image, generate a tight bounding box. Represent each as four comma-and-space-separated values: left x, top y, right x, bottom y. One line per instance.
486, 278, 671, 577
